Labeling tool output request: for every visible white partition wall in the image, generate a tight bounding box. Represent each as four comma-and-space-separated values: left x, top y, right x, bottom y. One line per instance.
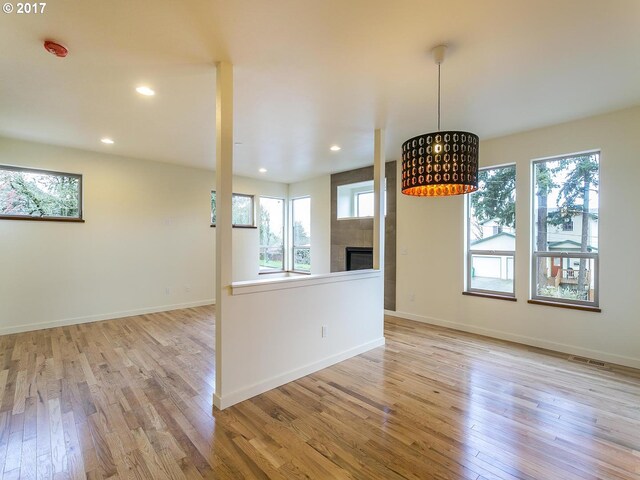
213, 64, 386, 409
216, 271, 384, 408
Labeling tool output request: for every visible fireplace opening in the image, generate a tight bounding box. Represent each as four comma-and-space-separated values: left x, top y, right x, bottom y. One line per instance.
346, 247, 373, 271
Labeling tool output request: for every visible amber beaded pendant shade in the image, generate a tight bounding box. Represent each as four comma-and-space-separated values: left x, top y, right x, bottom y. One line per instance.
401, 130, 479, 197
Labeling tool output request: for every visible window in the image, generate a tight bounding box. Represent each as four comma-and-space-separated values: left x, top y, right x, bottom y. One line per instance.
466, 165, 516, 296
337, 180, 386, 219
211, 191, 255, 227
356, 191, 374, 217
532, 152, 599, 307
562, 220, 574, 231
259, 197, 285, 272
292, 196, 311, 272
0, 165, 82, 221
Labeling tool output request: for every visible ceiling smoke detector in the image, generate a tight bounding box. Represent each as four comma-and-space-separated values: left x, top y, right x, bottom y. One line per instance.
44, 40, 68, 58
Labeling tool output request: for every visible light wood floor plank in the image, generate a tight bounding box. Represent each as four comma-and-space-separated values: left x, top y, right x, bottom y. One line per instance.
1, 306, 639, 479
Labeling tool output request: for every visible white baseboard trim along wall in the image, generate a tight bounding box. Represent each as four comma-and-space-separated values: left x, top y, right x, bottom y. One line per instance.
386, 310, 640, 370
214, 337, 385, 409
0, 299, 215, 336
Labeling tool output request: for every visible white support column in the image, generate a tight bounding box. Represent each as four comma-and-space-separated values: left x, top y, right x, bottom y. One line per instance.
214, 61, 233, 408
373, 129, 385, 271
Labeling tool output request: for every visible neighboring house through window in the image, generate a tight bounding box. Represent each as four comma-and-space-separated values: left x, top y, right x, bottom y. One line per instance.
466, 164, 516, 297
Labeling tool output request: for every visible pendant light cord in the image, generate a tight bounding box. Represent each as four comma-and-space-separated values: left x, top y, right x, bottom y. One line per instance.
437, 62, 441, 131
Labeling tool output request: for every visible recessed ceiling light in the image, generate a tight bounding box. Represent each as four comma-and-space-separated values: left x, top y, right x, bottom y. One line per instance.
330, 145, 341, 151
100, 138, 114, 144
135, 86, 155, 96
259, 168, 267, 173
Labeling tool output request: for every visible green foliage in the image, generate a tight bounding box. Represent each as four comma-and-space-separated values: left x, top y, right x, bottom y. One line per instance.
210, 192, 254, 226
538, 285, 587, 301
469, 165, 516, 238
294, 247, 311, 271
293, 220, 310, 246
232, 195, 253, 225
547, 154, 599, 226
0, 169, 80, 217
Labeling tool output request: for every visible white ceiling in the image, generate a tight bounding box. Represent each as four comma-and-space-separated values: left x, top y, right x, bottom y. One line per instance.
1, 0, 639, 183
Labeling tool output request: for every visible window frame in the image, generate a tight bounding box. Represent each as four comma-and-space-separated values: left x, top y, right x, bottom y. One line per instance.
258, 196, 286, 274
336, 179, 387, 219
465, 164, 516, 299
0, 164, 84, 222
291, 195, 311, 274
530, 151, 600, 309
210, 191, 256, 228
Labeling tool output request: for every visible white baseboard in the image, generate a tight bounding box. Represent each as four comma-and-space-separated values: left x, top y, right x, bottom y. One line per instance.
0, 299, 216, 336
389, 310, 640, 370
214, 336, 386, 410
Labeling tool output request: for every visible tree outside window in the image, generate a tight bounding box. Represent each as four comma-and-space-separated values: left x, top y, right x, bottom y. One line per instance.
0, 165, 82, 220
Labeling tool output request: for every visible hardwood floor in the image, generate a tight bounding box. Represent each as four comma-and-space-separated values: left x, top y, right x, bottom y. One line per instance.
1, 306, 639, 479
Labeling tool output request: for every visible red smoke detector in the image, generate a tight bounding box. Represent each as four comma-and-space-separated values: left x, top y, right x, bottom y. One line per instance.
44, 40, 68, 58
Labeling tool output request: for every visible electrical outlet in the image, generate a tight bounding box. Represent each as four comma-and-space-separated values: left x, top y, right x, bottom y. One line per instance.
400, 247, 408, 255
322, 325, 328, 338
165, 287, 171, 296
409, 292, 415, 302
185, 285, 191, 293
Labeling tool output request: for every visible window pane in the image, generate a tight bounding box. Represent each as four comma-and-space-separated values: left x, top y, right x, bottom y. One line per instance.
533, 153, 599, 252
211, 192, 255, 226
467, 165, 516, 296
469, 165, 516, 244
293, 247, 311, 272
0, 166, 81, 219
232, 195, 253, 226
259, 197, 284, 271
211, 192, 216, 224
534, 256, 597, 303
356, 191, 374, 217
336, 180, 386, 218
292, 197, 311, 272
532, 153, 599, 306
470, 253, 514, 294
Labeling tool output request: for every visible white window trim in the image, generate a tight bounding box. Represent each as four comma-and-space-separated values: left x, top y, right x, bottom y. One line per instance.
530, 150, 600, 308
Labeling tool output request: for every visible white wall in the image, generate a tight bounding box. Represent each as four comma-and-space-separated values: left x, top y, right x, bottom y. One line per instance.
230, 176, 288, 281
396, 106, 640, 368
0, 137, 216, 334
288, 175, 331, 274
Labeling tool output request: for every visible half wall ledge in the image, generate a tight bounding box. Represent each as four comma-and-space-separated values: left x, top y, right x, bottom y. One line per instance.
231, 269, 382, 296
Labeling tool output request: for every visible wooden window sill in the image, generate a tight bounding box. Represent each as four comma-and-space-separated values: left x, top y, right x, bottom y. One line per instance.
528, 299, 601, 313
0, 215, 85, 223
462, 291, 516, 302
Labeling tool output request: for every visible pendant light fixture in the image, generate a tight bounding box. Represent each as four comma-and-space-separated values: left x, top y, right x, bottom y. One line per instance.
401, 45, 479, 197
